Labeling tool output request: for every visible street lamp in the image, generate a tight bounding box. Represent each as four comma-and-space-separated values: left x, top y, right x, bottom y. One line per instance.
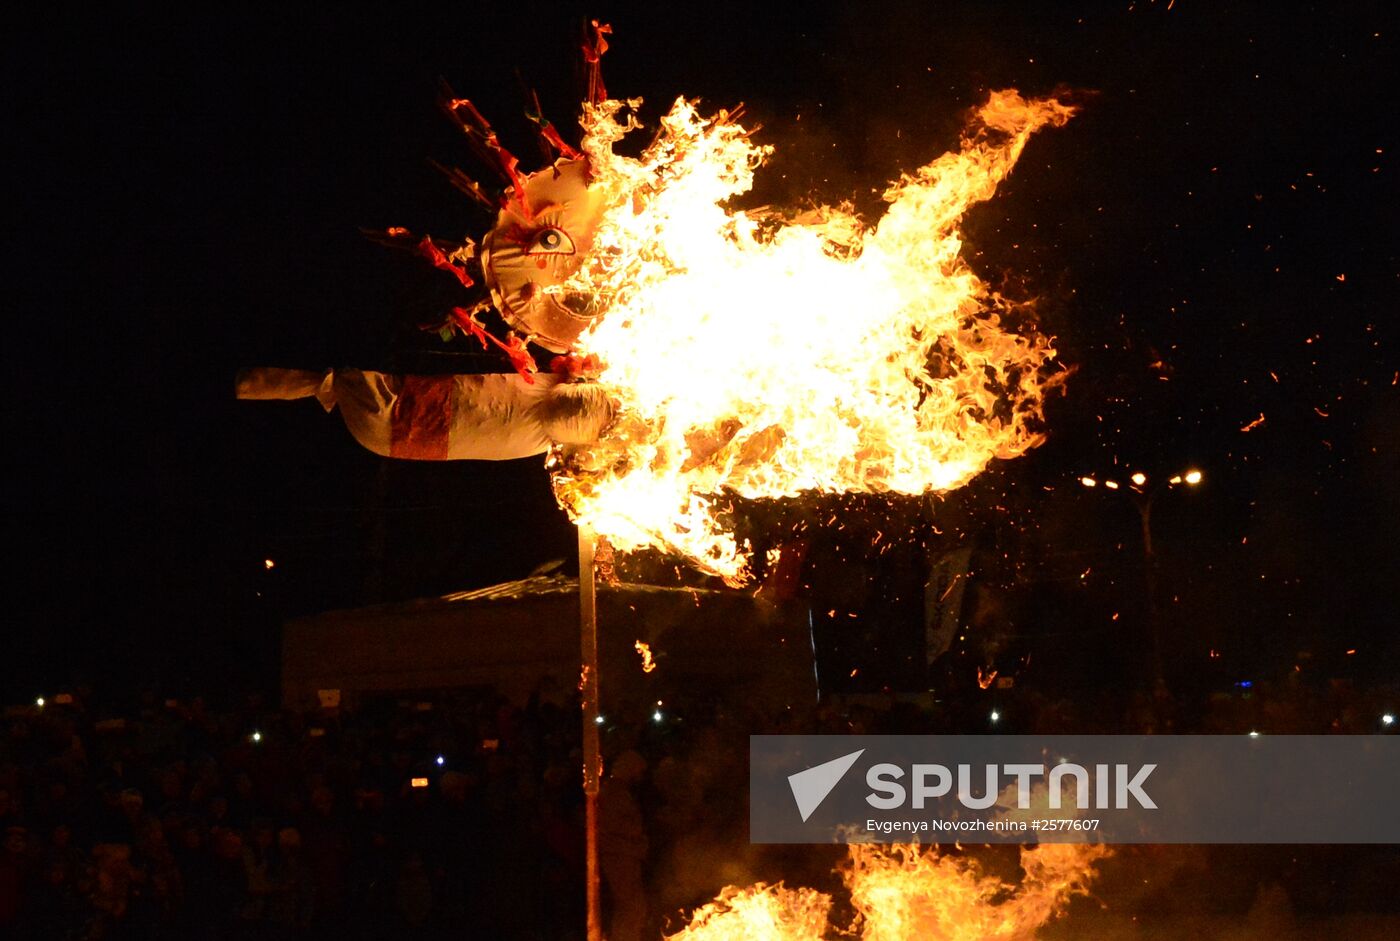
1079, 465, 1205, 684
1165, 470, 1203, 487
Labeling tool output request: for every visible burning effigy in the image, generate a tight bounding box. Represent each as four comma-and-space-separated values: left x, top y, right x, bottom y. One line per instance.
239, 22, 1073, 588
235, 25, 621, 459
239, 21, 1101, 940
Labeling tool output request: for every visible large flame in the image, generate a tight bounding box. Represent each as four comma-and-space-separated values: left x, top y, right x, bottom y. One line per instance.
845, 842, 1107, 941
665, 843, 1107, 940
551, 90, 1074, 582
664, 882, 832, 941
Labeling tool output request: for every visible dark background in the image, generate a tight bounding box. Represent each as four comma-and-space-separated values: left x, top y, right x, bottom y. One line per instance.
5, 2, 1397, 700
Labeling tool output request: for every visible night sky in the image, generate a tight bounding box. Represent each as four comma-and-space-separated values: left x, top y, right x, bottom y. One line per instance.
6, 2, 1398, 700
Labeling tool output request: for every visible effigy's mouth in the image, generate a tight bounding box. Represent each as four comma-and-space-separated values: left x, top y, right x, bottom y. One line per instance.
558, 289, 598, 319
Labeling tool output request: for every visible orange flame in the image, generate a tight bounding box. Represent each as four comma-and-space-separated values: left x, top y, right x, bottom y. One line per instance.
665, 842, 1106, 940
635, 639, 657, 673
551, 91, 1074, 582
845, 843, 1107, 940
665, 882, 832, 941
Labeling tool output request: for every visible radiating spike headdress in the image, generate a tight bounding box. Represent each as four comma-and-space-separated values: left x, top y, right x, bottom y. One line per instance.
369, 20, 614, 364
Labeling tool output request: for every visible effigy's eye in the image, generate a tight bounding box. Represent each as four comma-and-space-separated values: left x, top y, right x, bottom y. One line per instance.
525, 227, 576, 256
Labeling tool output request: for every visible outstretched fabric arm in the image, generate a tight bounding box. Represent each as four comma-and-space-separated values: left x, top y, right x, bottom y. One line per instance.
236, 367, 611, 461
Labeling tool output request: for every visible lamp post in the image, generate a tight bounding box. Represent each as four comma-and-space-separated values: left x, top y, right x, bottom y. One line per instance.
1080, 467, 1203, 685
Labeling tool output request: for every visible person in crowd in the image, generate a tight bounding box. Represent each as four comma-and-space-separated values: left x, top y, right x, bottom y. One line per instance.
0, 670, 1391, 937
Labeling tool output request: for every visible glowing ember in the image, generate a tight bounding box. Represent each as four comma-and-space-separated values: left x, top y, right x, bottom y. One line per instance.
665, 842, 1107, 940
635, 639, 657, 672
551, 90, 1075, 582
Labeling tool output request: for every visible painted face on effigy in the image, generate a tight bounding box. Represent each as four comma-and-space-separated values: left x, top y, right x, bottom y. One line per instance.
481, 158, 606, 353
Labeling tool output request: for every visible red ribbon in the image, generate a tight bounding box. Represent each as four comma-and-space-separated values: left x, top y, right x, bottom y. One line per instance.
449, 308, 538, 384
416, 237, 474, 289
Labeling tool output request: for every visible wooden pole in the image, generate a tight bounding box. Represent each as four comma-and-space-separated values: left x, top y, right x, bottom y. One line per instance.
578, 523, 603, 941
